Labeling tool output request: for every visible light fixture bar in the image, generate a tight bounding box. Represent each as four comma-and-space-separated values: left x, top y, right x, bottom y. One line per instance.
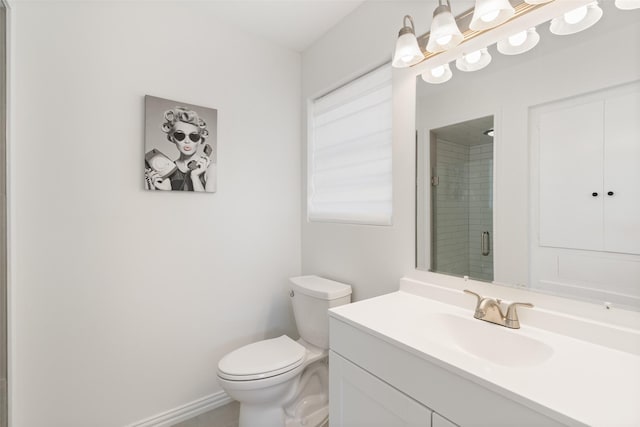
412, 0, 593, 74
418, 1, 543, 63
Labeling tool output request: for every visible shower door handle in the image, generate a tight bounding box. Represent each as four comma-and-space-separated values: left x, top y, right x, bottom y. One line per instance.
481, 231, 490, 256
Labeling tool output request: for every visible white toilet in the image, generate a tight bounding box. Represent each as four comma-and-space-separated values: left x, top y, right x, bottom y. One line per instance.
217, 275, 352, 427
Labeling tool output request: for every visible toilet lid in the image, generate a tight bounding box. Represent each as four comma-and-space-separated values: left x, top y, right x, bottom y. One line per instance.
218, 335, 306, 381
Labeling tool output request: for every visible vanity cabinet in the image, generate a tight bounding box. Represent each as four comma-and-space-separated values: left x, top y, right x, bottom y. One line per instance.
432, 413, 457, 427
329, 316, 565, 427
330, 351, 433, 426
537, 85, 640, 255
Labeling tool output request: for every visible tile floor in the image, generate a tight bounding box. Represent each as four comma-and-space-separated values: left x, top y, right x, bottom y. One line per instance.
172, 400, 329, 427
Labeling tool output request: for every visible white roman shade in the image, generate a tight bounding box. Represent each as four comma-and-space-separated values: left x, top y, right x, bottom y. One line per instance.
308, 64, 393, 225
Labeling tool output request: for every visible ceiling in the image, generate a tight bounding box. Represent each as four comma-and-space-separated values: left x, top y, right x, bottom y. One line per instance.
433, 115, 494, 147
207, 0, 367, 52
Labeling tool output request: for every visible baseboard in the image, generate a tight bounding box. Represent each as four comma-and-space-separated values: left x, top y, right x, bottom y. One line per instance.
127, 391, 233, 427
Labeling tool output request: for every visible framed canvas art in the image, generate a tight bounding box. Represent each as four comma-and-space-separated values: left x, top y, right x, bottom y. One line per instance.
144, 95, 217, 192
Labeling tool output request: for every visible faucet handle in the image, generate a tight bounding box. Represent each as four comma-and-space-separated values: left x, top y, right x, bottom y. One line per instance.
463, 289, 483, 310
504, 302, 534, 329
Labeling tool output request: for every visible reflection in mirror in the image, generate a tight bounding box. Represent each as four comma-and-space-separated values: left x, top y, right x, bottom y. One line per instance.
423, 116, 494, 282
415, 2, 640, 310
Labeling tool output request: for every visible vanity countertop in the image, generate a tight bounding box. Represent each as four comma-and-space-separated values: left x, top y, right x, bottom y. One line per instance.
329, 288, 640, 427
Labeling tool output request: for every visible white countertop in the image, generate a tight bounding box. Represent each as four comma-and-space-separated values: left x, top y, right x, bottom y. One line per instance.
329, 289, 640, 427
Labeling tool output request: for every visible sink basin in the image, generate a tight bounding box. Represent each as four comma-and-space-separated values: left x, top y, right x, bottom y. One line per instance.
426, 313, 554, 367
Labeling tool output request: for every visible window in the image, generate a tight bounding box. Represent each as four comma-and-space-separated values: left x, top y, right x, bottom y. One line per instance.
307, 64, 393, 225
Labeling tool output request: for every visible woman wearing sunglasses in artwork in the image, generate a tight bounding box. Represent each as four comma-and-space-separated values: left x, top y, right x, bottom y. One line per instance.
145, 107, 215, 192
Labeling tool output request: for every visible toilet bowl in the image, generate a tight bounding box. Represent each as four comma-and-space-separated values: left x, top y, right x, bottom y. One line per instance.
217, 276, 352, 427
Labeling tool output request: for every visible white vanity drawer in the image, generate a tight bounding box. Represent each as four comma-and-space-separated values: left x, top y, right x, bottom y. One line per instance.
330, 351, 432, 427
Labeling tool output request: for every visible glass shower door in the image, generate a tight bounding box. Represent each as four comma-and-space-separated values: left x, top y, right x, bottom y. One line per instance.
430, 116, 494, 282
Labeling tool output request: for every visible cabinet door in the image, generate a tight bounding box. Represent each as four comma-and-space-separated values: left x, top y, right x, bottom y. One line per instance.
538, 100, 604, 251
329, 351, 431, 427
603, 91, 640, 255
432, 412, 458, 427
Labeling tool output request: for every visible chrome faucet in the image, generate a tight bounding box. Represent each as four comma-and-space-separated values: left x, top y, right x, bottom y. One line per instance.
463, 289, 533, 329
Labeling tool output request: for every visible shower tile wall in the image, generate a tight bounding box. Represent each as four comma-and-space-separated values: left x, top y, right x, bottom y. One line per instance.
434, 139, 493, 281
434, 139, 469, 276
469, 143, 493, 281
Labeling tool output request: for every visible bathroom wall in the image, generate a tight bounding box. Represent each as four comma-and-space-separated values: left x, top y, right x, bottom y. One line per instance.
10, 2, 301, 426
301, 1, 431, 301
302, 2, 640, 300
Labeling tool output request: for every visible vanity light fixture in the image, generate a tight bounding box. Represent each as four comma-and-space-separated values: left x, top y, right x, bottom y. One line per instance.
397, 0, 630, 71
392, 15, 425, 68
549, 2, 603, 35
421, 63, 453, 84
469, 0, 515, 31
615, 0, 640, 9
455, 48, 492, 72
497, 27, 540, 55
426, 0, 464, 53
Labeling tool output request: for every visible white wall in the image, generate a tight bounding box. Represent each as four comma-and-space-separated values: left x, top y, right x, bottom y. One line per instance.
302, 2, 640, 303
301, 1, 432, 301
10, 2, 301, 426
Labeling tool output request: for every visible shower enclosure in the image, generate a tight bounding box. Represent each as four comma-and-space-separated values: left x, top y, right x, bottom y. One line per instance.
429, 116, 494, 282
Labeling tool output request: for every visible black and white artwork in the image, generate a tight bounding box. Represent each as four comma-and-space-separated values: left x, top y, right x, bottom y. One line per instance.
144, 95, 217, 192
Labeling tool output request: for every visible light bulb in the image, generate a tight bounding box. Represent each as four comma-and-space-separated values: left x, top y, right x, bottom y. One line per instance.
508, 31, 527, 47
422, 63, 453, 84
470, 0, 515, 31
401, 54, 414, 63
392, 16, 424, 68
397, 42, 419, 63
466, 50, 482, 64
455, 48, 491, 72
481, 10, 500, 22
498, 28, 539, 55
564, 6, 588, 24
426, 2, 463, 53
437, 34, 453, 46
550, 2, 602, 36
615, 0, 640, 9
431, 66, 446, 78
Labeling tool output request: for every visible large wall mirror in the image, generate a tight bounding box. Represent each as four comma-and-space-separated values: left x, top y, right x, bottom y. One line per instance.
416, 2, 640, 310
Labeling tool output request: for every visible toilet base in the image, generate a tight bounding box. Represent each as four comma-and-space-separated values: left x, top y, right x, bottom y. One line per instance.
239, 404, 287, 427
237, 402, 328, 427
235, 359, 329, 427
284, 359, 328, 427
285, 405, 328, 427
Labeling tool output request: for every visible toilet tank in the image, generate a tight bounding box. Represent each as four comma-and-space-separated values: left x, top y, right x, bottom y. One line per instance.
289, 275, 352, 350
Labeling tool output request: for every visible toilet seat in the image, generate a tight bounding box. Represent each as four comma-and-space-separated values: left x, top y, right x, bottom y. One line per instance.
218, 335, 306, 381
